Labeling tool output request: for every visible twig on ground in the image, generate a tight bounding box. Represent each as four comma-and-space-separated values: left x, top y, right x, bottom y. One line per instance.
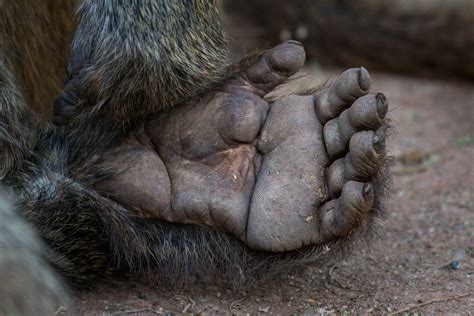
112, 308, 154, 315
182, 303, 192, 313
175, 295, 195, 313
229, 296, 246, 313
327, 264, 351, 290
389, 293, 470, 315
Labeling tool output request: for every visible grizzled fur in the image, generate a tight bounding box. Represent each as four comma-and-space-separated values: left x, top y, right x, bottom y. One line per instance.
0, 3, 390, 315
53, 0, 229, 125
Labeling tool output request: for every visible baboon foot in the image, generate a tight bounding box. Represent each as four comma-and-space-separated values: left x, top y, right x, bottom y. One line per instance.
95, 41, 389, 252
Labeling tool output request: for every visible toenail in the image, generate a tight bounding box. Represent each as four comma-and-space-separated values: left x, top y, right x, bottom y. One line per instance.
358, 67, 371, 92
373, 134, 379, 144
375, 93, 388, 118
363, 183, 373, 197
284, 40, 303, 46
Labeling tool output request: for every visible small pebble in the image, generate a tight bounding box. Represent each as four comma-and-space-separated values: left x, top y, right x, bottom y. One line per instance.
259, 306, 270, 313
449, 260, 461, 270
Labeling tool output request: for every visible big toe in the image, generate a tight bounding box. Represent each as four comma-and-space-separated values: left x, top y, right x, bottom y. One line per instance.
245, 41, 306, 94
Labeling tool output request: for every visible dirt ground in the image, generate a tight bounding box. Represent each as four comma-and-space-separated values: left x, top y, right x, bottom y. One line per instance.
71, 68, 473, 315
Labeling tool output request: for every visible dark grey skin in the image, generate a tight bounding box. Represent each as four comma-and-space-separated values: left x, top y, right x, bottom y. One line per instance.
95, 42, 389, 253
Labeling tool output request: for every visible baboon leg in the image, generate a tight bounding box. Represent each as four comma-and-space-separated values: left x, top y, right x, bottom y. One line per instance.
19, 173, 132, 284
20, 166, 246, 285
53, 0, 229, 126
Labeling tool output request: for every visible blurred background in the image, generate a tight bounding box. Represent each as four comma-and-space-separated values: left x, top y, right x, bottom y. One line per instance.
222, 0, 474, 79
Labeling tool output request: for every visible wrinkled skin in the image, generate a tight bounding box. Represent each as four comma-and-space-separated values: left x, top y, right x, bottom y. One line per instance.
96, 41, 388, 252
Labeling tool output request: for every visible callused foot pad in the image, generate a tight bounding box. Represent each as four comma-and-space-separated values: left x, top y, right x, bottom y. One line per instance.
247, 95, 329, 251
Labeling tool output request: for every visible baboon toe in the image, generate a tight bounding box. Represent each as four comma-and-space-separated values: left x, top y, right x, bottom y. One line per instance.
322, 93, 388, 160
314, 67, 371, 124
327, 130, 385, 198
320, 181, 374, 239
245, 40, 306, 93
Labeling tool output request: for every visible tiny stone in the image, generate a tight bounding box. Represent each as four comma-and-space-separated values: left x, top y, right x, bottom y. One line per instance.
449, 260, 461, 270
216, 292, 222, 298
259, 306, 270, 313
